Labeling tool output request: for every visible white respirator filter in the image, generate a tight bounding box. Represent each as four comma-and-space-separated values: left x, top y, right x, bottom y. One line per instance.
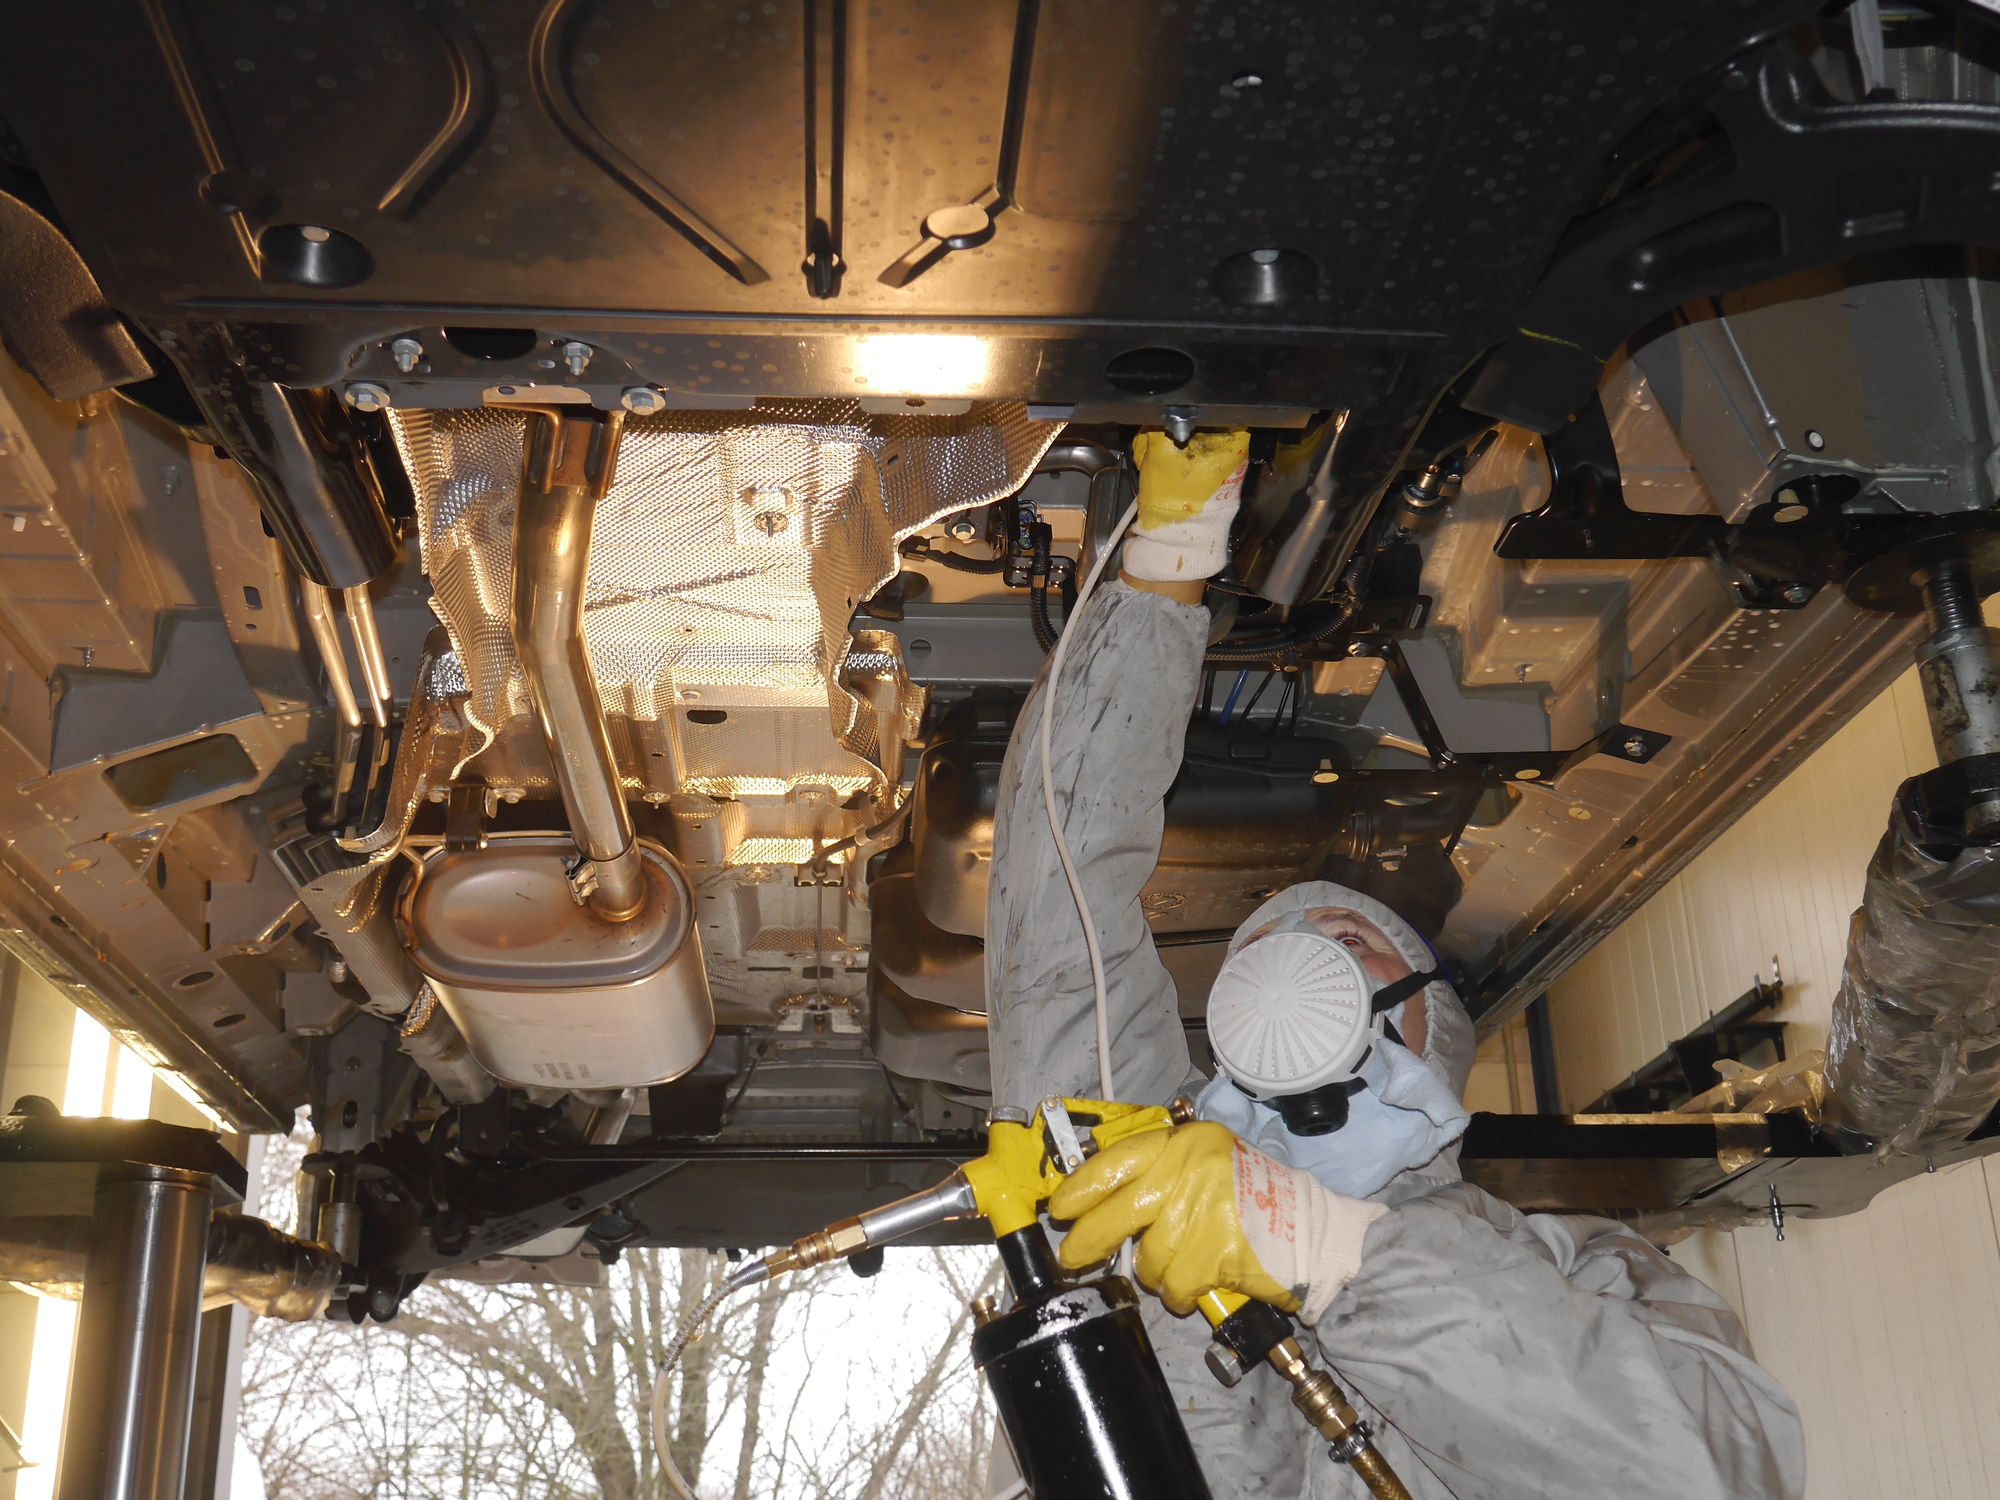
1205, 929, 1379, 1101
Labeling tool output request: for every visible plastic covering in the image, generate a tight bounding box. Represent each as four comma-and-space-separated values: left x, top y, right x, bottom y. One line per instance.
1671, 1051, 1829, 1174
0, 1209, 340, 1320
1825, 773, 2000, 1153
1678, 1051, 1827, 1123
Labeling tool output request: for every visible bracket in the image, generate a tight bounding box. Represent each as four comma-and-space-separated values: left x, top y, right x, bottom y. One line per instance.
1341, 637, 1668, 786
1494, 394, 2000, 614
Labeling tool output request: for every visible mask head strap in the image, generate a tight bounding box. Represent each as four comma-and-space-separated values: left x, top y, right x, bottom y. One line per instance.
1370, 966, 1441, 1017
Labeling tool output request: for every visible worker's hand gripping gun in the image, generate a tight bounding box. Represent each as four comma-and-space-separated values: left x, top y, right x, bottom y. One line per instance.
729, 1097, 1409, 1500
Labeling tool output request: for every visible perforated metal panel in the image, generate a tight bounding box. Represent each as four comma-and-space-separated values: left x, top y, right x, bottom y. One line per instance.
392, 401, 1059, 818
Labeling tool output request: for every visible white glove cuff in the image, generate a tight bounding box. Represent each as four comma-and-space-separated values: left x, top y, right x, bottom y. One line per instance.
1121, 466, 1247, 583
1234, 1142, 1385, 1323
1298, 1182, 1386, 1323
1122, 516, 1231, 582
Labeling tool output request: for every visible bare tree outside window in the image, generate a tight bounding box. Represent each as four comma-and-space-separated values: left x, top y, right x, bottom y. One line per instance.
239, 1127, 1000, 1499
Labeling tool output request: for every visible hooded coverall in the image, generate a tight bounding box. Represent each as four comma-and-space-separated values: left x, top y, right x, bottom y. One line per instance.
984, 579, 1807, 1499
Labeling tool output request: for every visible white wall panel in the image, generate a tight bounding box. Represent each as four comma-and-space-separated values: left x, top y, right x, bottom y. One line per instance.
1545, 643, 2000, 1500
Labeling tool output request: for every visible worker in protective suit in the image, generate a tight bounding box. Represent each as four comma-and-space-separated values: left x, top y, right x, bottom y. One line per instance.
983, 431, 1807, 1499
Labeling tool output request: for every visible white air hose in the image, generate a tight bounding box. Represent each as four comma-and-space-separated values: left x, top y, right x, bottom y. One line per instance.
653, 1257, 771, 1499
1039, 498, 1141, 1103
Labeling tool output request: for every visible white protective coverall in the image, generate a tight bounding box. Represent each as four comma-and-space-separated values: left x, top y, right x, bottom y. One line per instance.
984, 578, 1807, 1499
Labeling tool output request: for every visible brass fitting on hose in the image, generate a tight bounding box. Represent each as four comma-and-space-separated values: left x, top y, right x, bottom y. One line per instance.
1263, 1336, 1411, 1500
765, 1172, 982, 1278
766, 1218, 870, 1277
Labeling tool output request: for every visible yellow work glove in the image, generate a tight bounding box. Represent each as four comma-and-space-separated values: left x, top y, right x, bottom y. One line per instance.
1123, 430, 1251, 582
1048, 1121, 1385, 1321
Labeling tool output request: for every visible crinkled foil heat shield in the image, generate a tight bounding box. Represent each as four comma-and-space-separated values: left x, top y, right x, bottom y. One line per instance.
389, 401, 1061, 844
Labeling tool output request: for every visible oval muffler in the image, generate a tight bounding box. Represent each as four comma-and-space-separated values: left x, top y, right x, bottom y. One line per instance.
397, 834, 712, 1089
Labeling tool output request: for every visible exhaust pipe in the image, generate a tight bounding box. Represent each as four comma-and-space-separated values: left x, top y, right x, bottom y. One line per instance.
512, 408, 648, 922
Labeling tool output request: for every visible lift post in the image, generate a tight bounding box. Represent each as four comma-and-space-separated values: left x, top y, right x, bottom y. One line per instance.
0, 1108, 244, 1500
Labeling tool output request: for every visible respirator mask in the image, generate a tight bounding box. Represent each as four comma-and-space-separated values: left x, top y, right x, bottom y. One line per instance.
1204, 911, 1440, 1137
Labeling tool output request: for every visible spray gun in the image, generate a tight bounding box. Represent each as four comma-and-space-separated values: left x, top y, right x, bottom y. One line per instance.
701, 1097, 1409, 1500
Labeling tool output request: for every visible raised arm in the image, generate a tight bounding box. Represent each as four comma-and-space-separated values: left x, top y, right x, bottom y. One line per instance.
984, 579, 1210, 1111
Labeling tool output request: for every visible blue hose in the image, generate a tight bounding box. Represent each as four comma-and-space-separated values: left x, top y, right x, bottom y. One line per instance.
1218, 669, 1249, 725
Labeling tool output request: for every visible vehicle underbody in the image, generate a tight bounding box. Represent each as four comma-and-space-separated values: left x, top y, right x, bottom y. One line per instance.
2, 1, 1998, 1307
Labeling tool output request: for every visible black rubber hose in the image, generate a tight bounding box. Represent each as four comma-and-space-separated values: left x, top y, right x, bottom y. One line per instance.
1202, 595, 1358, 664
901, 538, 1008, 574
1030, 581, 1060, 652
1201, 555, 1371, 665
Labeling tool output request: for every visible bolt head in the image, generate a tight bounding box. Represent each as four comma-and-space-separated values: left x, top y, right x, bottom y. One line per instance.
562, 340, 593, 376
343, 382, 390, 413
1623, 735, 1648, 759
620, 386, 664, 414
948, 518, 980, 544
1780, 583, 1813, 606
389, 337, 423, 373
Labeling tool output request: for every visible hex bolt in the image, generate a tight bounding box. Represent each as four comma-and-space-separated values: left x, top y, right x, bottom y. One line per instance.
1780, 583, 1813, 606
389, 337, 423, 374
562, 340, 593, 378
1623, 735, 1648, 759
948, 514, 980, 544
620, 386, 665, 415
343, 382, 391, 413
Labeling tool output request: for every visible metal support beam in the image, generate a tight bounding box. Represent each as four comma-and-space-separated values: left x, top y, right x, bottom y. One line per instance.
56, 1165, 211, 1500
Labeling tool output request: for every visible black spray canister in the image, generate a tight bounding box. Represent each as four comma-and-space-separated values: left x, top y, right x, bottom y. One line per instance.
972, 1226, 1213, 1500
